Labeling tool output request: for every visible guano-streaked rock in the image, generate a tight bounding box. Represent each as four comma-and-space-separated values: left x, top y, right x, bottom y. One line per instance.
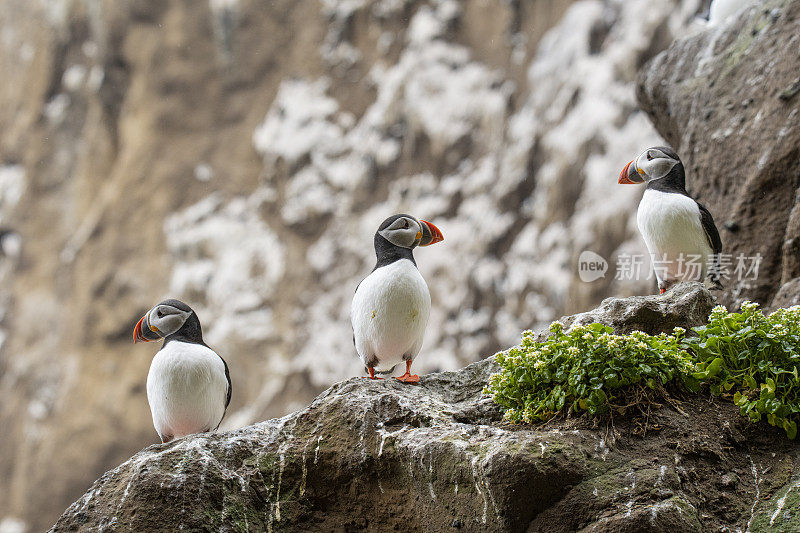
51, 284, 800, 532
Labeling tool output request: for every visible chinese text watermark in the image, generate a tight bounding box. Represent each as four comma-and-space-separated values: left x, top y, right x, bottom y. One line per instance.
578, 251, 762, 283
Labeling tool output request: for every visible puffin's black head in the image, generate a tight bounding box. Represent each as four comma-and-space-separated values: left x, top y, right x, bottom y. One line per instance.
372, 214, 444, 268
133, 299, 203, 344
619, 146, 683, 185
375, 214, 444, 250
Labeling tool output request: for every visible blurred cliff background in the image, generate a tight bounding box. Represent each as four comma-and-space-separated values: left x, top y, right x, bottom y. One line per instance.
5, 0, 799, 530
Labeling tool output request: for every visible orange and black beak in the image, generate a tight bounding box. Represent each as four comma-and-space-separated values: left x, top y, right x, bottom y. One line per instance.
419, 220, 444, 247
133, 313, 161, 343
618, 160, 645, 184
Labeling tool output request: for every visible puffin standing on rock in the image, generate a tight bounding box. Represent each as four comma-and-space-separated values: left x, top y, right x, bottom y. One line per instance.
133, 299, 231, 443
619, 146, 723, 294
351, 214, 444, 383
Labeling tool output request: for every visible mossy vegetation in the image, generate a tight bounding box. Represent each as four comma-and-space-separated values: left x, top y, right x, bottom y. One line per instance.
487, 302, 800, 438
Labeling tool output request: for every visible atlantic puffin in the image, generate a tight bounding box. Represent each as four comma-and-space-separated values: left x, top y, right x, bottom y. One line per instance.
619, 146, 723, 294
351, 214, 444, 383
133, 299, 231, 443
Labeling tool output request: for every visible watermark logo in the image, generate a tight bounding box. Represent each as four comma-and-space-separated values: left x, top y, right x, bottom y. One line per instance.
578, 250, 608, 282
577, 251, 763, 283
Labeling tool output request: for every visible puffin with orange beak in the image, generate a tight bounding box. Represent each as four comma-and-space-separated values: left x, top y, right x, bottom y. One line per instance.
619, 146, 723, 294
133, 299, 231, 443
351, 214, 444, 383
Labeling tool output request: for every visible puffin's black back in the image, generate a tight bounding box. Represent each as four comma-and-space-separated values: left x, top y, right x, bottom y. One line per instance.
373, 214, 417, 270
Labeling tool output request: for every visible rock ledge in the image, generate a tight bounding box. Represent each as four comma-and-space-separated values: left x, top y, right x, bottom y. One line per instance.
52, 284, 800, 532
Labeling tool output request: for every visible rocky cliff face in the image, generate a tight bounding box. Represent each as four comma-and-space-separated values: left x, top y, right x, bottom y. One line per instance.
637, 0, 800, 310
1, 0, 722, 529
50, 283, 800, 532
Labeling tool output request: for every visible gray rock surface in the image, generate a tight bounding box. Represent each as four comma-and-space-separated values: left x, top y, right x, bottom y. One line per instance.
50, 284, 800, 532
564, 282, 713, 335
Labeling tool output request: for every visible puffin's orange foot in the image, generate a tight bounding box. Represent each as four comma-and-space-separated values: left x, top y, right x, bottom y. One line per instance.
659, 288, 666, 294
395, 373, 420, 384
364, 368, 384, 380
395, 360, 420, 383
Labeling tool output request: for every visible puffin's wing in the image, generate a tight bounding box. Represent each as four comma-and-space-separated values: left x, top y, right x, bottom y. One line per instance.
351, 278, 365, 347
214, 354, 233, 431
211, 354, 232, 431
697, 201, 722, 254
698, 201, 724, 288
221, 355, 232, 409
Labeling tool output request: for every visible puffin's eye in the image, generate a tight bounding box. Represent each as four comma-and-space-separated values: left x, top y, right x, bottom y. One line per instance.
646, 152, 653, 161
402, 220, 409, 229
156, 309, 163, 318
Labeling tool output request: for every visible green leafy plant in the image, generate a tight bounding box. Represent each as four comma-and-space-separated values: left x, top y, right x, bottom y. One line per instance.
682, 302, 800, 439
486, 302, 800, 439
485, 321, 694, 424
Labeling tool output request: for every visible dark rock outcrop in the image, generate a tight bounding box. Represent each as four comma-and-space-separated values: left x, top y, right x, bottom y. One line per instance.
51, 284, 800, 532
637, 0, 800, 310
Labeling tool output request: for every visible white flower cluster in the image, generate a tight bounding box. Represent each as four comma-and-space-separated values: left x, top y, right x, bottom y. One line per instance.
710, 304, 729, 319
772, 323, 789, 336
740, 301, 760, 312
506, 352, 525, 367
772, 305, 800, 328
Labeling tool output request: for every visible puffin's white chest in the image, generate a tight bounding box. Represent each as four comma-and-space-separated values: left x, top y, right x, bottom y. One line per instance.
637, 189, 712, 282
146, 341, 228, 440
351, 259, 431, 371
